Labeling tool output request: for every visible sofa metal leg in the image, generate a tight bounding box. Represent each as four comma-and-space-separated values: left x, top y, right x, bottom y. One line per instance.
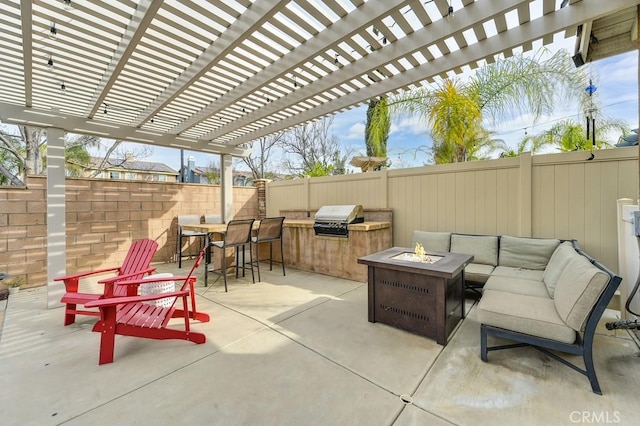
583, 336, 602, 395
480, 324, 488, 362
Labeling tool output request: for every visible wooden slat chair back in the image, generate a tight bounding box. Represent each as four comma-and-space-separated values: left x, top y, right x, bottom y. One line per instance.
86, 246, 210, 365
55, 239, 158, 325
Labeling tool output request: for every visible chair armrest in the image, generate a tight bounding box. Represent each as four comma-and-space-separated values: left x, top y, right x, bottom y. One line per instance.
114, 275, 193, 287
54, 266, 120, 282
97, 268, 156, 298
86, 290, 189, 308
97, 268, 156, 284
56, 267, 123, 293
107, 275, 195, 299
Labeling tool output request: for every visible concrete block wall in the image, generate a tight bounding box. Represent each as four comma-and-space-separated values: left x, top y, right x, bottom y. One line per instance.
0, 176, 258, 288
0, 178, 48, 288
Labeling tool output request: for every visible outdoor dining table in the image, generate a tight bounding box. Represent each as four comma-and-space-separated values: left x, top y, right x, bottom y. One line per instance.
181, 221, 260, 272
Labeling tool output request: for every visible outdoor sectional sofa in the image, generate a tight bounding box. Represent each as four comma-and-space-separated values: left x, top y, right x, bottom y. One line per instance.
411, 231, 622, 395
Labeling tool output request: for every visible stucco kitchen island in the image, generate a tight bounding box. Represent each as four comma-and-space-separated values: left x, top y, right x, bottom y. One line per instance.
282, 219, 392, 282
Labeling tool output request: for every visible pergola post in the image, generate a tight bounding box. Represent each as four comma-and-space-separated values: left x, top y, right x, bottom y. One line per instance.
46, 127, 66, 308
221, 154, 234, 223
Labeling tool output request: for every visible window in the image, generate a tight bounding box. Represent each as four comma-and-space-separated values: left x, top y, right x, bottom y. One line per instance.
109, 171, 120, 179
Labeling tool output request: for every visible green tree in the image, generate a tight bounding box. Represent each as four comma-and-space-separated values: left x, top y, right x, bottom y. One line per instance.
304, 162, 334, 177
521, 119, 628, 153
497, 134, 550, 157
64, 134, 100, 177
0, 131, 24, 185
370, 49, 585, 164
203, 159, 221, 184
0, 125, 128, 185
0, 125, 46, 184
279, 117, 351, 177
365, 97, 390, 158
242, 133, 283, 179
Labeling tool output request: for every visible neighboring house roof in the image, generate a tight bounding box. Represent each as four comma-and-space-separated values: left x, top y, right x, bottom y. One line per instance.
193, 166, 220, 177
192, 166, 290, 181
88, 157, 178, 174
192, 167, 250, 179
615, 129, 638, 147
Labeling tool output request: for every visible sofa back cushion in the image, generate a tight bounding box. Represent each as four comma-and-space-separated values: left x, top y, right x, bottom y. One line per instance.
450, 234, 498, 266
543, 241, 576, 297
553, 255, 610, 331
412, 231, 451, 253
498, 236, 560, 270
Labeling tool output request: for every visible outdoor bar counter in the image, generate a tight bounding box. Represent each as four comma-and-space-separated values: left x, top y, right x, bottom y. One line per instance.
282, 214, 392, 282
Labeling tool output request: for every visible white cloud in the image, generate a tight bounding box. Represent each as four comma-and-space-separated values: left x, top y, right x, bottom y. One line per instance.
391, 116, 430, 136
346, 122, 365, 140
596, 52, 638, 84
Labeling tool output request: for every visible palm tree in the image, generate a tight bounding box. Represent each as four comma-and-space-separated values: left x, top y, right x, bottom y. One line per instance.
371, 49, 585, 163
63, 134, 100, 177
521, 118, 628, 153
497, 134, 550, 157
365, 97, 390, 157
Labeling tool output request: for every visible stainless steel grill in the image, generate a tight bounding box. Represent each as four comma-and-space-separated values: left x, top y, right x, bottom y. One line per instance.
313, 205, 364, 237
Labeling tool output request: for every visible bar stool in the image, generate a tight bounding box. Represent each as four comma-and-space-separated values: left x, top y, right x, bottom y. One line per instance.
251, 217, 286, 282
205, 219, 255, 291
176, 215, 206, 268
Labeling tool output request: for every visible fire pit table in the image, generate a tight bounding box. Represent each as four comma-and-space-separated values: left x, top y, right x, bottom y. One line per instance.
358, 247, 473, 345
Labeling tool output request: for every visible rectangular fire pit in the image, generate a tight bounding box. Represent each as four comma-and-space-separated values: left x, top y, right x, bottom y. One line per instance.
358, 247, 473, 345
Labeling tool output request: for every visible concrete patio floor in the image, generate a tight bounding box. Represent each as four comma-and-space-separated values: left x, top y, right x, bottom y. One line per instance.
2, 259, 640, 425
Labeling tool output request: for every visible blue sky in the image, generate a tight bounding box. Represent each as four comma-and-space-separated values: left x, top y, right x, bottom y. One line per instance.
97, 42, 639, 173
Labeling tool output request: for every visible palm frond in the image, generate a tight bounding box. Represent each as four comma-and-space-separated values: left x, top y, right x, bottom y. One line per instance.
470, 49, 585, 125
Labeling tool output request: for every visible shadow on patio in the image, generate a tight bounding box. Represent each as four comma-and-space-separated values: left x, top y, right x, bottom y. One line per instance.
1, 260, 640, 425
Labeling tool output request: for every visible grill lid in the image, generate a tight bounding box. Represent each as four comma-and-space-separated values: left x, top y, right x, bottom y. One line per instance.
314, 205, 364, 223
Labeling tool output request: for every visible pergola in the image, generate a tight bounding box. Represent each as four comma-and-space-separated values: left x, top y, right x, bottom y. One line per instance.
0, 0, 638, 306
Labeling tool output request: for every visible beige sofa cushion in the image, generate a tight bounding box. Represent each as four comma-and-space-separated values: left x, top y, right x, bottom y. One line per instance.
492, 266, 544, 281
543, 242, 576, 297
465, 263, 495, 284
498, 236, 560, 270
477, 290, 576, 343
553, 255, 610, 331
412, 231, 451, 253
450, 234, 498, 266
483, 275, 550, 298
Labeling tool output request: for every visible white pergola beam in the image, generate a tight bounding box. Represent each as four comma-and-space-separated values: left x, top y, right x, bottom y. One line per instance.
202, 0, 525, 142
133, 0, 290, 128
19, 0, 33, 107
0, 102, 252, 157
221, 0, 634, 146
171, 0, 415, 135
84, 0, 161, 118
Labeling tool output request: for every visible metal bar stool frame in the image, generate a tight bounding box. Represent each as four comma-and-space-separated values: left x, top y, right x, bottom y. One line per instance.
251, 217, 286, 282
205, 219, 255, 291
177, 215, 207, 268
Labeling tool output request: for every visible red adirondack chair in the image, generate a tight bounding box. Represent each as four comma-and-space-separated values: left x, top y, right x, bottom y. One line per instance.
55, 239, 159, 326
85, 246, 209, 364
